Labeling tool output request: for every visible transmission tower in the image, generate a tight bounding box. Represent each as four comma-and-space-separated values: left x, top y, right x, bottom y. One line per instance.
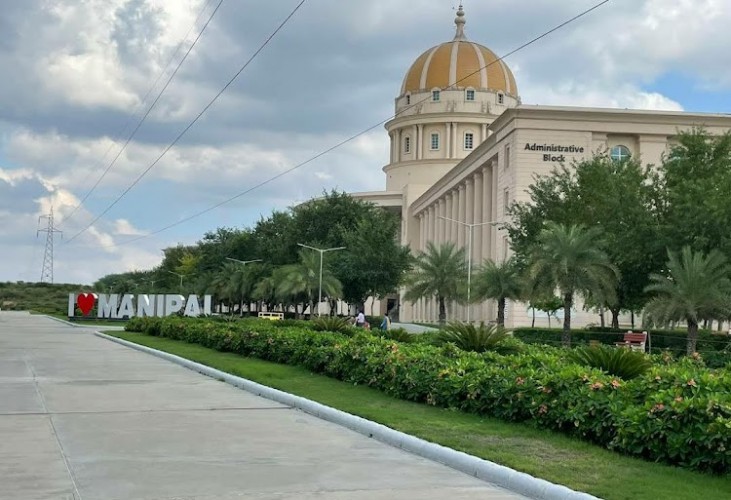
37, 207, 62, 283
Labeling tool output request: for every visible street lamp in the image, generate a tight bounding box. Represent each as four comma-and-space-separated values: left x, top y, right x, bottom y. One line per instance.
166, 270, 187, 291
226, 257, 262, 266
297, 244, 346, 317
439, 216, 501, 323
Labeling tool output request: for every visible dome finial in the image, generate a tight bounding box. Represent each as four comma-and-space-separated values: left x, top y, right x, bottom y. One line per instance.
454, 3, 466, 40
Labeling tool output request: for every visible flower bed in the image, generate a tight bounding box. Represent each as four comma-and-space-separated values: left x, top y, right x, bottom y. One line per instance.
126, 316, 731, 472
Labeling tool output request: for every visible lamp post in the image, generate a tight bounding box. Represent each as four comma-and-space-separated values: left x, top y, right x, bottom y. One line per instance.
226, 257, 262, 267
166, 271, 186, 291
438, 216, 500, 323
297, 244, 346, 317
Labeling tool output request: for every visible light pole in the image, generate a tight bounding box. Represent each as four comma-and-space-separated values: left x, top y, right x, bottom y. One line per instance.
297, 244, 346, 317
226, 257, 262, 267
439, 216, 501, 323
166, 271, 186, 291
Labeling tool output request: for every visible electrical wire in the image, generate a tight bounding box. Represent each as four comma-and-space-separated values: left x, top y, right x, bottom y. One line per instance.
86, 0, 612, 249
66, 0, 308, 243
61, 0, 225, 226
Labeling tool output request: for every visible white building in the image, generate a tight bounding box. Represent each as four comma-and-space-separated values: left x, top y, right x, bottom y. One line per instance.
353, 6, 731, 327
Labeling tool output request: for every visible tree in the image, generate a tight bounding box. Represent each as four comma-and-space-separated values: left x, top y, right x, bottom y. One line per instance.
404, 242, 467, 325
644, 247, 731, 355
473, 257, 523, 327
276, 250, 343, 317
527, 223, 618, 347
529, 295, 563, 329
507, 155, 664, 325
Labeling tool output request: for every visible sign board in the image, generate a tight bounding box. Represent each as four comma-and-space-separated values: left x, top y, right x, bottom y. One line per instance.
68, 293, 212, 319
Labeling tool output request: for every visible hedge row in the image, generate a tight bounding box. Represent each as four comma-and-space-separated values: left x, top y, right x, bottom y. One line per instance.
125, 317, 731, 472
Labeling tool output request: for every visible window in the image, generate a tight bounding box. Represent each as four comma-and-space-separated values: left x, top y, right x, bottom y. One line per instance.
404, 136, 411, 154
503, 236, 510, 261
503, 188, 510, 213
432, 89, 441, 102
498, 93, 504, 105
466, 89, 475, 101
430, 133, 440, 150
505, 145, 511, 169
610, 145, 631, 162
405, 94, 411, 105
464, 132, 474, 150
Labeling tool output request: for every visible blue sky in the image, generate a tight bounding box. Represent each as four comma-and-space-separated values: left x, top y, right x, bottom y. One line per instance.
1, 0, 730, 284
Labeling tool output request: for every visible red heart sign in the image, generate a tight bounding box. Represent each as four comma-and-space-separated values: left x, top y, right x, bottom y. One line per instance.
76, 293, 95, 316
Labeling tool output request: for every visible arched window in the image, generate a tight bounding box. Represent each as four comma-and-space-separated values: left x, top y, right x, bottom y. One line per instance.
610, 145, 631, 162
404, 136, 411, 154
464, 132, 474, 150
430, 133, 440, 150
432, 89, 441, 102
465, 89, 475, 101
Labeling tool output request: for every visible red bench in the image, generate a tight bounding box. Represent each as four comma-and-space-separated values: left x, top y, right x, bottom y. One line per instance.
615, 331, 647, 352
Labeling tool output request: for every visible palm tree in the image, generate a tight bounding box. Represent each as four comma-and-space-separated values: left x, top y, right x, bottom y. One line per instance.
404, 242, 468, 326
277, 250, 342, 318
473, 257, 523, 327
644, 247, 731, 355
527, 223, 618, 347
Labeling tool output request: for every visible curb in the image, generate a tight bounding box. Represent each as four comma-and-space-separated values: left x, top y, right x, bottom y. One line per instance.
95, 332, 600, 500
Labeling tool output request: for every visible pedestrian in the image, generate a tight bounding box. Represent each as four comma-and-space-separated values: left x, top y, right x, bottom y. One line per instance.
380, 312, 391, 331
354, 309, 366, 328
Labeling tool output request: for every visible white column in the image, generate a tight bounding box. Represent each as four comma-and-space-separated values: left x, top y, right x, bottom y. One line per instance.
445, 122, 451, 159
437, 199, 445, 243
457, 184, 466, 250
446, 194, 453, 242
481, 123, 488, 143
397, 129, 402, 162
413, 125, 418, 159
472, 171, 483, 322
452, 122, 458, 157
417, 124, 424, 160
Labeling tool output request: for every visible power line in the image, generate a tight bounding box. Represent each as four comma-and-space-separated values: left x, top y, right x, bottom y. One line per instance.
93, 0, 612, 249
66, 0, 308, 243
61, 0, 225, 226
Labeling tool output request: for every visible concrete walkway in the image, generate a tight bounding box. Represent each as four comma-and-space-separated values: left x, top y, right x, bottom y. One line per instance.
0, 312, 525, 500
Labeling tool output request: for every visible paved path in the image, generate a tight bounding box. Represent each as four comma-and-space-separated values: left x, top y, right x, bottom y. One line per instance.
0, 312, 524, 500
391, 322, 438, 334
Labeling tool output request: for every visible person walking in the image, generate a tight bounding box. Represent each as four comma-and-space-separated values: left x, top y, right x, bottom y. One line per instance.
380, 312, 391, 331
354, 309, 366, 328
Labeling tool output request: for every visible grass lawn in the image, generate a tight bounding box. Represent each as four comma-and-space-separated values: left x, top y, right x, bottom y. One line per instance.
108, 331, 731, 500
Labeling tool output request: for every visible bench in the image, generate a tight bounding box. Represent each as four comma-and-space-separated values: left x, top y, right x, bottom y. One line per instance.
615, 331, 647, 352
258, 312, 284, 321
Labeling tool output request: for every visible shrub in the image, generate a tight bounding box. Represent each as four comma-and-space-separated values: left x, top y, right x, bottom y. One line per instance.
437, 322, 509, 353
124, 316, 731, 472
381, 328, 414, 343
311, 316, 353, 335
568, 346, 653, 380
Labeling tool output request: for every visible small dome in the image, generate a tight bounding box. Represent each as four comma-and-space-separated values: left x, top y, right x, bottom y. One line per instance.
400, 6, 518, 98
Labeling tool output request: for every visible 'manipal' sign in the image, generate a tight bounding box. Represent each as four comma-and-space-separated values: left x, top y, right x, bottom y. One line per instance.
69, 293, 212, 319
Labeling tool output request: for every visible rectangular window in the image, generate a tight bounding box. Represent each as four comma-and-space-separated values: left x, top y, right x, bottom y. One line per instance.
466, 89, 475, 101
498, 93, 504, 104
430, 133, 439, 150
503, 188, 510, 213
404, 136, 411, 153
432, 90, 441, 102
464, 132, 474, 150
406, 94, 411, 105
505, 145, 510, 169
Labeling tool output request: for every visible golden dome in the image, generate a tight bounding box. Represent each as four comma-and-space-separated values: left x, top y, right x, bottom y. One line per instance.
400, 6, 518, 97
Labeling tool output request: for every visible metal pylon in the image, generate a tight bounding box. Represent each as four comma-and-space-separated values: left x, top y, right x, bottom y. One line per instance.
37, 207, 62, 283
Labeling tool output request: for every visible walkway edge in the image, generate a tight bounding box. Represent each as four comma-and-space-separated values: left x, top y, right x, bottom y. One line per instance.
95, 331, 600, 500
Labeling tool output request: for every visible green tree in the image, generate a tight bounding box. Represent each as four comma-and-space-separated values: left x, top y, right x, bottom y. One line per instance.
404, 242, 467, 325
277, 250, 343, 317
473, 257, 523, 327
529, 295, 563, 329
644, 247, 731, 355
507, 155, 664, 326
527, 223, 618, 347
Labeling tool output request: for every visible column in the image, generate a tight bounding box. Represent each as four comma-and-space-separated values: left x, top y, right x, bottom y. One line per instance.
452, 122, 458, 157
445, 194, 453, 242
481, 166, 492, 262
389, 132, 394, 164
437, 199, 445, 243
417, 124, 424, 160
472, 171, 484, 321
413, 125, 418, 159
481, 123, 488, 143
457, 184, 466, 250
419, 213, 425, 251
445, 122, 451, 158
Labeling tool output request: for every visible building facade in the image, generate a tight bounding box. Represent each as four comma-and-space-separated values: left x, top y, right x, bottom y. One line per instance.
352, 7, 731, 327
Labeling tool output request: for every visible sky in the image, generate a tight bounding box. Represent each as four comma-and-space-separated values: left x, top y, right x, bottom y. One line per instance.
1, 0, 730, 284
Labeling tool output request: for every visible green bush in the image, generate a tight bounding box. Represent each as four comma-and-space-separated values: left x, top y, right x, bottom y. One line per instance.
381, 327, 414, 343
311, 316, 353, 335
568, 346, 653, 380
125, 316, 731, 473
437, 322, 509, 353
